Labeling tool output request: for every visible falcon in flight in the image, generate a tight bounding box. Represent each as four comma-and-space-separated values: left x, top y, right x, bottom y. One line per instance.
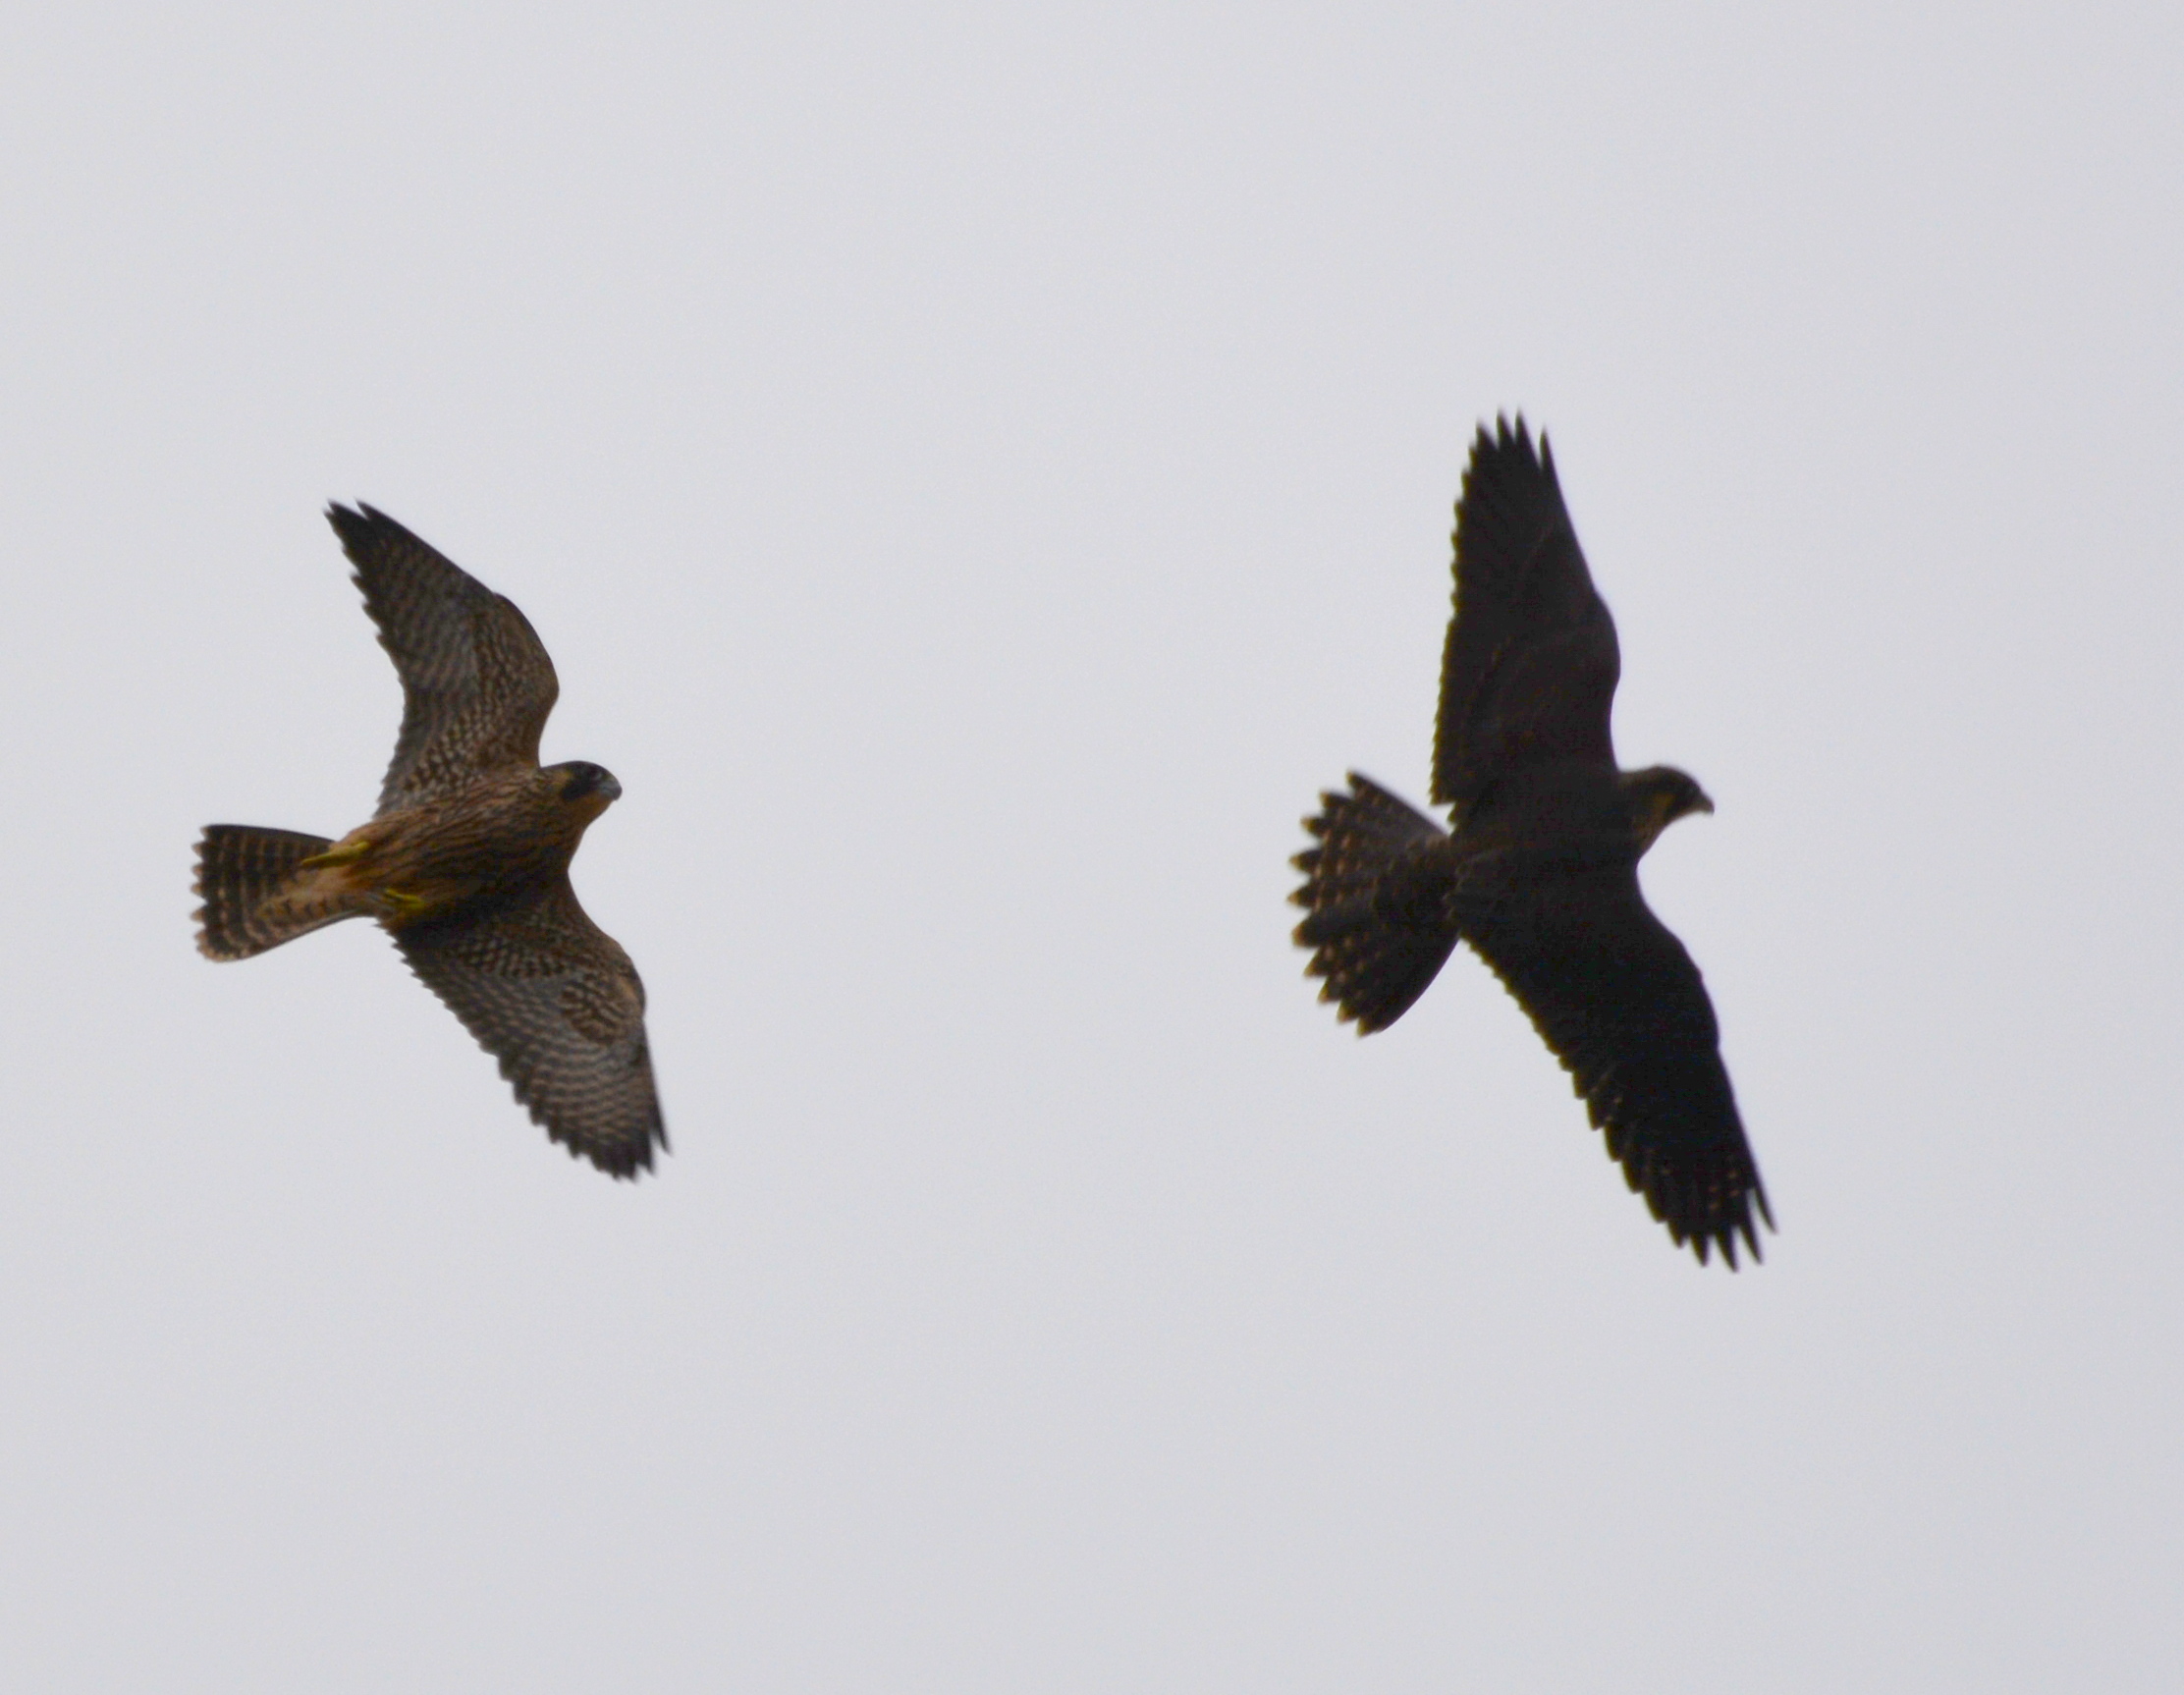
194, 506, 666, 1177
1290, 417, 1770, 1265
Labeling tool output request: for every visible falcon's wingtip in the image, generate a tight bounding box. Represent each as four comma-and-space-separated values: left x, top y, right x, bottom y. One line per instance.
323, 500, 417, 562
551, 1121, 668, 1182
1676, 1184, 1774, 1272
1472, 411, 1551, 470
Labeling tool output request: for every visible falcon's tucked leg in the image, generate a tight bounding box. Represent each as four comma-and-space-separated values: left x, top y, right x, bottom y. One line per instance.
300, 838, 373, 869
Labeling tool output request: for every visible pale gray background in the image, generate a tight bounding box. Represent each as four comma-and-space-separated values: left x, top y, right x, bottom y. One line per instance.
3, 3, 2179, 1689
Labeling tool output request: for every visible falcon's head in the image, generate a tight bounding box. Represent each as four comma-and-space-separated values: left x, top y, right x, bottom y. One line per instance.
1622, 765, 1713, 855
552, 761, 624, 810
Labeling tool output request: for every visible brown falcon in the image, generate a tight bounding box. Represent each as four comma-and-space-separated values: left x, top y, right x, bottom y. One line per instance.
193, 505, 666, 1177
1290, 417, 1770, 1266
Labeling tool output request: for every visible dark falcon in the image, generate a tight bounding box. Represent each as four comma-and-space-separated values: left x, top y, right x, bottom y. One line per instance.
1290, 417, 1769, 1265
193, 505, 666, 1177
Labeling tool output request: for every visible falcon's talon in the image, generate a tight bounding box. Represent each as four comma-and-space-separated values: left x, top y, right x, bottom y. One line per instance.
299, 839, 370, 868
380, 888, 430, 917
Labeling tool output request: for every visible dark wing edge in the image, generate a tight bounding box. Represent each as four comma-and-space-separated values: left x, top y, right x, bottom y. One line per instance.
394, 876, 667, 1178
1457, 863, 1772, 1267
1431, 416, 1620, 810
324, 504, 561, 814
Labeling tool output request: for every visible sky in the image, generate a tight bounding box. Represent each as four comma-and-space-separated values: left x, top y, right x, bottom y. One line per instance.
3, 3, 2181, 1689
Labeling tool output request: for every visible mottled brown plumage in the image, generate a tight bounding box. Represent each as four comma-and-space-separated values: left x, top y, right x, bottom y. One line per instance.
193, 505, 665, 1177
1291, 418, 1770, 1266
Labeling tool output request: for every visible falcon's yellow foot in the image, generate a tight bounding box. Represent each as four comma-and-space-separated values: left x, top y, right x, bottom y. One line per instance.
380, 888, 432, 918
300, 839, 371, 869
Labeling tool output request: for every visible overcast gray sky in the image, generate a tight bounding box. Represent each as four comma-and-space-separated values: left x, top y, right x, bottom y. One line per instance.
3, 3, 2180, 1689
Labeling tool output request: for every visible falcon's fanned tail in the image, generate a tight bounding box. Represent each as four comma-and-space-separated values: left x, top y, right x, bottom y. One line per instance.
1290, 774, 1459, 1034
193, 825, 364, 959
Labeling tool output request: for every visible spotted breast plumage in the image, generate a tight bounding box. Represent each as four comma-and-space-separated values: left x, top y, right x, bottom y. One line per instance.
1290, 418, 1770, 1266
193, 504, 666, 1177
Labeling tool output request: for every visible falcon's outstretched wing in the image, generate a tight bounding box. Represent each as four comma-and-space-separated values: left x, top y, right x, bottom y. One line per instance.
326, 504, 560, 815
396, 875, 666, 1178
1457, 862, 1771, 1265
1432, 417, 1620, 810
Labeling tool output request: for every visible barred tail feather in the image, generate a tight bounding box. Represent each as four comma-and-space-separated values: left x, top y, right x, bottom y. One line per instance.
193, 825, 361, 959
1289, 773, 1460, 1033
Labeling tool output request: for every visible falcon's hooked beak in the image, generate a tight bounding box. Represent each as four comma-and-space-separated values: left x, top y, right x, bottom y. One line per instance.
1665, 782, 1714, 830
